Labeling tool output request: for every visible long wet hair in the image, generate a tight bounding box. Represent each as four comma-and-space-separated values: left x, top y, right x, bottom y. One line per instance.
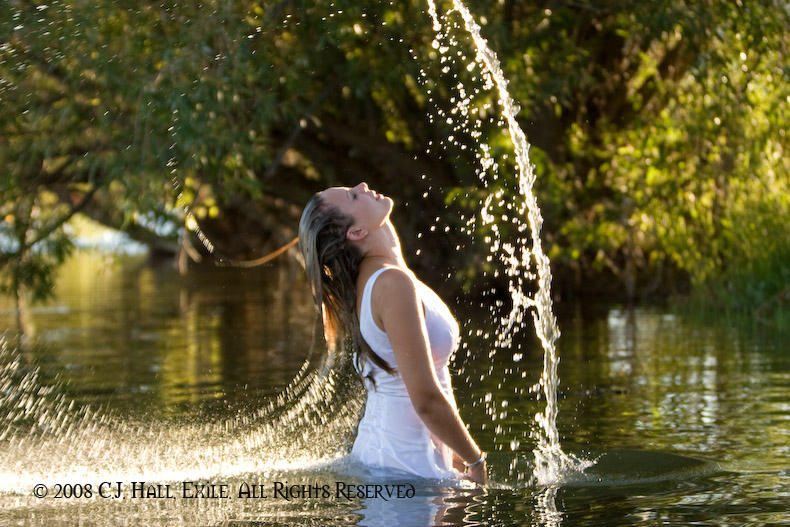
298, 193, 395, 385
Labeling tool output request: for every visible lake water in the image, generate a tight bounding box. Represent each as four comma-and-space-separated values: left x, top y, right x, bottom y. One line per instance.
0, 251, 787, 526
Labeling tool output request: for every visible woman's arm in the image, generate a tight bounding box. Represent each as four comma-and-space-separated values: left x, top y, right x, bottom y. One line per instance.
373, 268, 486, 483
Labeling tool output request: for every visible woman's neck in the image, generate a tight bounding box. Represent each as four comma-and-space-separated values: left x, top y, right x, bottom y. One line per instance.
361, 220, 408, 268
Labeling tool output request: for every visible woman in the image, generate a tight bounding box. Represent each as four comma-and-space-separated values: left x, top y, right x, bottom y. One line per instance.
298, 182, 487, 485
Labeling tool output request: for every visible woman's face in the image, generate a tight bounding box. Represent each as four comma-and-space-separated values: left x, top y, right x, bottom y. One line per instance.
320, 182, 393, 240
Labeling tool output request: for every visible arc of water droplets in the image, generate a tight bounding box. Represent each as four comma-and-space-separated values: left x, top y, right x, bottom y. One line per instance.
425, 0, 591, 484
0, 332, 363, 493
170, 173, 216, 256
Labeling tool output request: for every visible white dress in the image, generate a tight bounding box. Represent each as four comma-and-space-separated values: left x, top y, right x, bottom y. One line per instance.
350, 267, 464, 480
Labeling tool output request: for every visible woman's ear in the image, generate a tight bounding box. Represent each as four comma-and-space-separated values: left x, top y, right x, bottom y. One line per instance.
346, 226, 368, 241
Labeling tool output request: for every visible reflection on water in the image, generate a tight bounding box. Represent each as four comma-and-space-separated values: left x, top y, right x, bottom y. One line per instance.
0, 251, 788, 526
0, 251, 316, 415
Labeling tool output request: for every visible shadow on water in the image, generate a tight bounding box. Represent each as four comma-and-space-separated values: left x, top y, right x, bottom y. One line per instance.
488, 449, 722, 490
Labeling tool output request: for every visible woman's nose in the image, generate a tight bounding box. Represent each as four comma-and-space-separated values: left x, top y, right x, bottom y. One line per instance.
356, 182, 369, 192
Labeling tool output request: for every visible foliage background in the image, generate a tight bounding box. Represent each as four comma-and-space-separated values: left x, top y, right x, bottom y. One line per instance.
1, 0, 788, 322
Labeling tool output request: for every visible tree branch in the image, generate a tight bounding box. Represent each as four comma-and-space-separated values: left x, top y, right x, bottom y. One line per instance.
0, 181, 101, 269
262, 78, 340, 180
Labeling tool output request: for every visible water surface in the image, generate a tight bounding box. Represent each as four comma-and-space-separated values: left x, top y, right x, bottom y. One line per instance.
0, 251, 787, 526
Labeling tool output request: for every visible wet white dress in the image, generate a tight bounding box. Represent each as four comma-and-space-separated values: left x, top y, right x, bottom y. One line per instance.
350, 267, 464, 480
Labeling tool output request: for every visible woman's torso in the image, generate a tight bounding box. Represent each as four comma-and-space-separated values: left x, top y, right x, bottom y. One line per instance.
353, 264, 460, 395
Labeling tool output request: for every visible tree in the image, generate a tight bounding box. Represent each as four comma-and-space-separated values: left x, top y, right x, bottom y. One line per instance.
1, 0, 787, 316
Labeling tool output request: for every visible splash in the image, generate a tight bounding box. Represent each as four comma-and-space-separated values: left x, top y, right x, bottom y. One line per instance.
0, 333, 364, 494
424, 0, 592, 484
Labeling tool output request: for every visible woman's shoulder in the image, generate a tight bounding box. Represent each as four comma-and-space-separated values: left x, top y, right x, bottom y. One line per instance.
366, 266, 418, 311
370, 266, 416, 293
357, 265, 401, 292
358, 265, 413, 308
371, 267, 426, 322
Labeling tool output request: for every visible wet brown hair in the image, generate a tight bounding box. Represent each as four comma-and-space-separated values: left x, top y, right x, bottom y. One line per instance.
297, 193, 394, 385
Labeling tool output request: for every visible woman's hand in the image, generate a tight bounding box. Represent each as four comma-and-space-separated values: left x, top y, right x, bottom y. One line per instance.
453, 451, 488, 486
467, 458, 488, 486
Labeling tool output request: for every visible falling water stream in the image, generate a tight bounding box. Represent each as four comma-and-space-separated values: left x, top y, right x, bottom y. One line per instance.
424, 0, 591, 484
